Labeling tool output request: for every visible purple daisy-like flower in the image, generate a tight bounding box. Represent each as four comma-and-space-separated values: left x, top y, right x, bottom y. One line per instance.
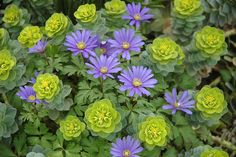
162, 88, 195, 115
118, 66, 157, 97
122, 2, 153, 28
100, 40, 116, 57
16, 86, 41, 104
110, 136, 143, 157
86, 55, 122, 79
64, 30, 99, 58
29, 40, 47, 53
108, 28, 144, 60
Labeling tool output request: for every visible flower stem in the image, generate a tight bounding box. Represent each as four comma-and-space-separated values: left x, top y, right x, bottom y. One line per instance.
1, 93, 9, 105
211, 135, 236, 151
100, 78, 104, 97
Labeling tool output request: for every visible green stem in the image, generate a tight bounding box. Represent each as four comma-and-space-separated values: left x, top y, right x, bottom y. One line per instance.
100, 78, 104, 97
1, 93, 9, 105
211, 135, 236, 151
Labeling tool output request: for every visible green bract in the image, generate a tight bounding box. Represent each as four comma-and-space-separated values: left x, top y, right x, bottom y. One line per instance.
45, 13, 68, 37
149, 37, 185, 65
0, 28, 9, 48
74, 4, 97, 23
0, 49, 16, 81
0, 102, 18, 138
174, 0, 202, 17
195, 26, 227, 57
195, 86, 227, 118
105, 0, 126, 15
85, 99, 121, 136
200, 149, 229, 157
138, 116, 170, 147
2, 4, 21, 26
17, 26, 42, 48
33, 73, 60, 102
59, 115, 85, 140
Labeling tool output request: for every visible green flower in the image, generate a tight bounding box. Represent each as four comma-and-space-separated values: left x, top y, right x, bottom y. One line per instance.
174, 0, 202, 17
85, 99, 121, 135
0, 28, 9, 48
105, 0, 126, 15
149, 37, 185, 65
0, 49, 16, 81
138, 116, 170, 147
74, 4, 97, 23
200, 149, 229, 157
33, 73, 60, 102
2, 4, 21, 26
45, 13, 68, 37
195, 86, 227, 118
59, 115, 86, 141
195, 26, 227, 57
17, 26, 42, 48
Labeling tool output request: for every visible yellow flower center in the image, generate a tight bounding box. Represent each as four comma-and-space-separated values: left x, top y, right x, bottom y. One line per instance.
159, 44, 168, 53
134, 14, 141, 20
174, 102, 180, 108
65, 122, 78, 134
206, 35, 217, 45
132, 78, 142, 87
76, 42, 86, 50
205, 95, 215, 104
148, 126, 161, 138
28, 95, 36, 101
101, 48, 107, 53
100, 67, 108, 73
123, 150, 131, 157
94, 108, 111, 125
180, 0, 193, 10
42, 81, 49, 88
122, 42, 130, 49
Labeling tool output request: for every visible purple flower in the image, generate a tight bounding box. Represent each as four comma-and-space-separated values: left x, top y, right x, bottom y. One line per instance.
108, 28, 144, 60
86, 55, 122, 79
100, 41, 116, 57
16, 86, 41, 104
118, 66, 157, 97
64, 30, 99, 58
162, 88, 195, 115
29, 40, 47, 53
122, 2, 153, 28
110, 136, 143, 157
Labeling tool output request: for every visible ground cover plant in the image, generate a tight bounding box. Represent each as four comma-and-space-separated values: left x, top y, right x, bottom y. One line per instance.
0, 0, 236, 156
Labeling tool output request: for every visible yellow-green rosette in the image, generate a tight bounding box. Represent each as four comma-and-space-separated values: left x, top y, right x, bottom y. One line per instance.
195, 26, 227, 57
45, 13, 68, 37
85, 99, 121, 136
200, 149, 229, 157
195, 86, 227, 119
33, 73, 60, 102
59, 115, 86, 141
2, 4, 21, 27
105, 0, 126, 15
138, 116, 170, 147
74, 4, 97, 23
149, 37, 185, 65
17, 26, 42, 48
174, 0, 203, 17
0, 49, 16, 81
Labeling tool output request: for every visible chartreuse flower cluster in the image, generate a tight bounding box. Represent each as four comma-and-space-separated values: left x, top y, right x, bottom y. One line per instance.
74, 4, 97, 23
173, 0, 203, 18
194, 26, 227, 58
195, 86, 227, 119
85, 99, 121, 137
2, 4, 21, 27
149, 37, 185, 65
200, 149, 229, 157
0, 49, 16, 81
33, 73, 60, 102
105, 0, 126, 16
138, 116, 170, 147
45, 13, 68, 37
17, 26, 42, 48
59, 115, 85, 140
